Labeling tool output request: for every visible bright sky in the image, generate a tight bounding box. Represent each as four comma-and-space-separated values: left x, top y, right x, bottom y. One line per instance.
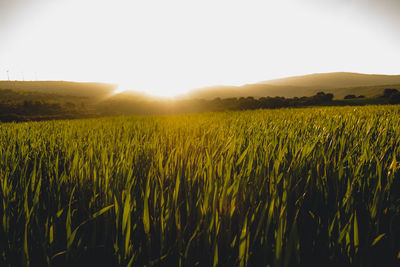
0, 0, 399, 96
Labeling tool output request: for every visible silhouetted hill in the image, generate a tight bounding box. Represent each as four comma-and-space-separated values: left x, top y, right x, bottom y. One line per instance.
0, 81, 117, 99
185, 73, 400, 99
2, 72, 400, 114
1, 80, 399, 122
0, 88, 90, 103
263, 72, 400, 88
186, 83, 400, 100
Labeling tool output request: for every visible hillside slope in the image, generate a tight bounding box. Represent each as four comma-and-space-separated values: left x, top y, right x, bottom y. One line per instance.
1, 72, 400, 101
263, 72, 400, 88
0, 81, 117, 99
184, 73, 400, 99
186, 82, 400, 99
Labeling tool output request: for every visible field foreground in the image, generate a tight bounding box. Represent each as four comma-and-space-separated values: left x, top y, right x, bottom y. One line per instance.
1, 106, 400, 266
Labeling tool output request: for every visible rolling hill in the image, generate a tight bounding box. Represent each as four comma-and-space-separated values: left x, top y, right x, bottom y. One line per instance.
185, 72, 400, 99
1, 72, 400, 102
0, 81, 117, 99
1, 72, 400, 121
263, 72, 400, 88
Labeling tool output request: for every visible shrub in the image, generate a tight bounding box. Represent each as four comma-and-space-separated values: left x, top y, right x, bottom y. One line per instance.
344, 94, 356, 99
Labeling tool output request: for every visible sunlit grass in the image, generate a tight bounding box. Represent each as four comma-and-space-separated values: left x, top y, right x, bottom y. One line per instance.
0, 106, 400, 266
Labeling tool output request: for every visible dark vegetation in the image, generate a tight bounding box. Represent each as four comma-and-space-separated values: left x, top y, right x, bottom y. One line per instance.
344, 94, 357, 99
98, 92, 334, 116
0, 100, 93, 122
0, 87, 399, 122
383, 88, 400, 104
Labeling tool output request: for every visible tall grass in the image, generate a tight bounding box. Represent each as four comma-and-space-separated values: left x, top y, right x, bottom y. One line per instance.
0, 106, 400, 266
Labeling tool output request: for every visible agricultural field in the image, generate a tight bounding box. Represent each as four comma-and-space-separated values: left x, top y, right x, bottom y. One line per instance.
0, 106, 400, 266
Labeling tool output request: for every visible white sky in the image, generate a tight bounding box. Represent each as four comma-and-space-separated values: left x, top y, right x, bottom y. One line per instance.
0, 0, 399, 96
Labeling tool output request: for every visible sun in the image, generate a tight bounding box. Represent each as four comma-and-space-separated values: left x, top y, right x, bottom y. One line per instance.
116, 80, 194, 98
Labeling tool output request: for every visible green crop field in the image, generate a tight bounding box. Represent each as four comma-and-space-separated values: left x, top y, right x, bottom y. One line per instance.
1, 106, 400, 266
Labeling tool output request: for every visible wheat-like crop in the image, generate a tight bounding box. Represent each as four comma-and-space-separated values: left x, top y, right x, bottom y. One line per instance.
0, 106, 399, 266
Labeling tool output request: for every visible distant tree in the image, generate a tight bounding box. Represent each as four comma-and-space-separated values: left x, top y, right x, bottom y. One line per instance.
388, 92, 400, 104
325, 93, 334, 101
344, 95, 356, 99
358, 95, 365, 98
383, 89, 399, 98
314, 92, 334, 103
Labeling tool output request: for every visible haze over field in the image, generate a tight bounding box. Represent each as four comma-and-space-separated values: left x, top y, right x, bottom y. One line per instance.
0, 0, 400, 97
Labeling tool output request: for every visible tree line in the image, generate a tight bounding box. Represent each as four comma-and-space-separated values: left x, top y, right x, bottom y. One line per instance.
1, 89, 400, 122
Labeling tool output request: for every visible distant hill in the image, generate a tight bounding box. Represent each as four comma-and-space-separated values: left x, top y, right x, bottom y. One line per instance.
1, 73, 400, 121
186, 83, 400, 100
0, 88, 87, 103
0, 81, 117, 99
263, 72, 400, 88
186, 73, 400, 99
2, 72, 400, 102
